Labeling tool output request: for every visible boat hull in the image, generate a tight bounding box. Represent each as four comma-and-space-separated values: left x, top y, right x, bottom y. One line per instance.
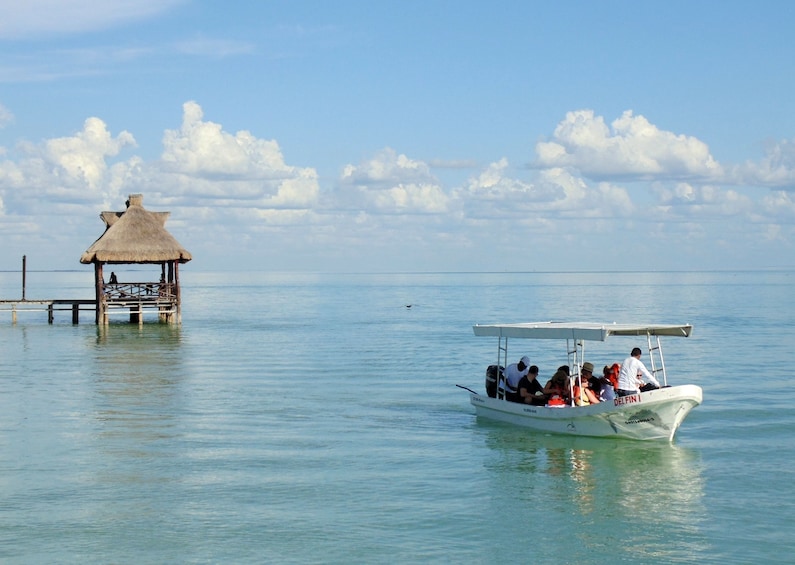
469, 384, 702, 441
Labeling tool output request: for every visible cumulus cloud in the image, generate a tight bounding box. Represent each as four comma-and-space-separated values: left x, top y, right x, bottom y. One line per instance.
652, 182, 752, 218
734, 139, 795, 189
0, 100, 319, 225
761, 190, 795, 219
0, 116, 136, 213
44, 117, 136, 190
158, 101, 319, 209
339, 148, 448, 214
0, 103, 791, 271
453, 159, 633, 221
0, 0, 184, 39
454, 158, 551, 220
535, 109, 723, 181
0, 103, 13, 128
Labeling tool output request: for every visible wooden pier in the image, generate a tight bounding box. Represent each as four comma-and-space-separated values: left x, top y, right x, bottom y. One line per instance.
1, 299, 96, 324
1, 281, 180, 324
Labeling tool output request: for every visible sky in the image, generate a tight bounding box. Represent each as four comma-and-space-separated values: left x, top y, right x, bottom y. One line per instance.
1, 0, 795, 273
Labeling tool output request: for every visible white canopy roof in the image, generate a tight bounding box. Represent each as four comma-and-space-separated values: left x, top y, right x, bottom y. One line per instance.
472, 322, 693, 341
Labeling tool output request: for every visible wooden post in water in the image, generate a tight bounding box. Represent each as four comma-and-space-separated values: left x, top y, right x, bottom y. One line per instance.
22, 255, 26, 301
174, 261, 181, 323
94, 263, 105, 325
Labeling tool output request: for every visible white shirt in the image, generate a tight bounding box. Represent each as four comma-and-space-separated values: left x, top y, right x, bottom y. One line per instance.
503, 363, 527, 392
617, 355, 660, 391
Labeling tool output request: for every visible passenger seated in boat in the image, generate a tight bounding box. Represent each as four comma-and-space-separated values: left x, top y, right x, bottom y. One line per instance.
518, 365, 546, 405
598, 365, 617, 401
504, 355, 531, 402
573, 362, 601, 406
544, 369, 570, 407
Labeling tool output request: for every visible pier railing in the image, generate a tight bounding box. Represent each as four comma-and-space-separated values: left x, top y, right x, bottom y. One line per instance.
103, 282, 176, 302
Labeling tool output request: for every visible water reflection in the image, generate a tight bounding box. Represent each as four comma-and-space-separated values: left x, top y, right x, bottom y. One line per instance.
480, 423, 709, 562
88, 324, 186, 463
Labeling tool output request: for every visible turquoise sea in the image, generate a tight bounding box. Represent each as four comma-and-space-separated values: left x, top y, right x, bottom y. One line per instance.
1, 270, 794, 564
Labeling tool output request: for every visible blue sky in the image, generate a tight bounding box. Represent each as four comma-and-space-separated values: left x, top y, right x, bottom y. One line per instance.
1, 0, 795, 273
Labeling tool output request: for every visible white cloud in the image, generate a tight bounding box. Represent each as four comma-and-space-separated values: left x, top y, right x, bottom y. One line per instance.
0, 103, 13, 128
44, 117, 136, 190
0, 116, 136, 212
652, 182, 752, 217
175, 37, 256, 58
0, 101, 320, 233
734, 139, 795, 189
454, 158, 554, 220
535, 109, 723, 181
157, 101, 319, 210
454, 159, 633, 221
761, 190, 795, 220
0, 104, 792, 271
339, 148, 448, 214
460, 158, 538, 200
0, 0, 185, 39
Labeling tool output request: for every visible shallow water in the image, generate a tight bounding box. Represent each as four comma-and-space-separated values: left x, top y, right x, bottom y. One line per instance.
1, 270, 794, 563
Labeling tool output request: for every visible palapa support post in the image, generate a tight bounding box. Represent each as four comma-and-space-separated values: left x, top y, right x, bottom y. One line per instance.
94, 262, 105, 325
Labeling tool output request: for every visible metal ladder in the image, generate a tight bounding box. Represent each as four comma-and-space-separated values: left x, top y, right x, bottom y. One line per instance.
645, 334, 668, 386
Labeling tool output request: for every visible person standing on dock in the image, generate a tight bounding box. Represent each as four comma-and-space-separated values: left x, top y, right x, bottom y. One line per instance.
109, 272, 118, 284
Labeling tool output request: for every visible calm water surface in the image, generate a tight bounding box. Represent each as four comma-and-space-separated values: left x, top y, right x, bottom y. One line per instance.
1, 270, 794, 564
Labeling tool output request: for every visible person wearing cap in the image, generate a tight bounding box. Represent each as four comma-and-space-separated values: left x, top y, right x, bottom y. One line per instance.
573, 362, 601, 405
617, 347, 660, 396
503, 355, 531, 402
517, 365, 546, 405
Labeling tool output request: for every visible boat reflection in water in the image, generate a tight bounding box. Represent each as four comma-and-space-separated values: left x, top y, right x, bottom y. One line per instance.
479, 425, 708, 562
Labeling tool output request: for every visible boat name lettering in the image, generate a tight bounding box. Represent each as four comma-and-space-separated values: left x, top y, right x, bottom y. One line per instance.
625, 417, 655, 425
614, 395, 641, 406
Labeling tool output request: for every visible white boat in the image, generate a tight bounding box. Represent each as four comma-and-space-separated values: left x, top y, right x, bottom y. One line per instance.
461, 322, 702, 441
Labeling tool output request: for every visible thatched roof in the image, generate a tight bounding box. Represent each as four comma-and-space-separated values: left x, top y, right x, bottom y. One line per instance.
80, 194, 192, 264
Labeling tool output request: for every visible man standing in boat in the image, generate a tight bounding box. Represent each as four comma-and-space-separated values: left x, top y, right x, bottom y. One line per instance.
503, 356, 531, 402
617, 347, 660, 396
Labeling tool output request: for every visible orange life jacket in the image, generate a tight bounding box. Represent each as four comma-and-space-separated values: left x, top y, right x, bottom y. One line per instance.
607, 363, 620, 390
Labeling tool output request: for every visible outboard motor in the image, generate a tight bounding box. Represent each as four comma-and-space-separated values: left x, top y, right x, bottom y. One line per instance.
486, 365, 503, 398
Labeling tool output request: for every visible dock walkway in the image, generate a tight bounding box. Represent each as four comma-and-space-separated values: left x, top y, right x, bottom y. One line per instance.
2, 281, 179, 324
0, 299, 96, 324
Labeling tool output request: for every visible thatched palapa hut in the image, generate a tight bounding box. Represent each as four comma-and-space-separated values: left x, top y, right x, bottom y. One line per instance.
80, 194, 192, 324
